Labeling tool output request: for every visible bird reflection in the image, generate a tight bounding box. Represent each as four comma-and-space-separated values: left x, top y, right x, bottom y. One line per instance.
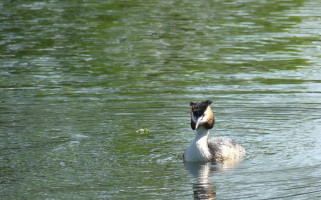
184, 160, 241, 200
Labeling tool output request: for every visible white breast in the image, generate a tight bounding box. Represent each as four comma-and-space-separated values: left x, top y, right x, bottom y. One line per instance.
184, 128, 212, 162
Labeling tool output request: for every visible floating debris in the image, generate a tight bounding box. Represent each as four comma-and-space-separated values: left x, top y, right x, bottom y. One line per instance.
136, 128, 150, 134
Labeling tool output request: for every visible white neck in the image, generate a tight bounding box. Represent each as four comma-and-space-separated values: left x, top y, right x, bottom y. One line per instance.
184, 127, 212, 162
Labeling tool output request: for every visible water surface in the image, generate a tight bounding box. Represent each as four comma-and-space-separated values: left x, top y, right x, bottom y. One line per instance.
1, 0, 321, 199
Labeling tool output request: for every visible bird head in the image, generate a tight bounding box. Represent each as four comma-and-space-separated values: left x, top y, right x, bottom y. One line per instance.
190, 100, 215, 130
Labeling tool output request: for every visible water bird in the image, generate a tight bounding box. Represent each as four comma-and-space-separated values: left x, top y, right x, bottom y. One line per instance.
184, 100, 245, 163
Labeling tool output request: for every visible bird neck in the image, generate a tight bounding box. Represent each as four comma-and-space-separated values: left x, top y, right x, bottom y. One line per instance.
185, 127, 212, 162
195, 127, 210, 143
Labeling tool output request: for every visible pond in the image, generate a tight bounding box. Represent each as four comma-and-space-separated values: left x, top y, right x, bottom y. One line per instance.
1, 0, 321, 199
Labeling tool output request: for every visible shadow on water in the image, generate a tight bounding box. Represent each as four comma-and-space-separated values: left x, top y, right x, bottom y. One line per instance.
184, 160, 243, 200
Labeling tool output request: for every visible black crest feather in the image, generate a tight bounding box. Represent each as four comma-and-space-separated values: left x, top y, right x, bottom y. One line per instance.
190, 100, 212, 118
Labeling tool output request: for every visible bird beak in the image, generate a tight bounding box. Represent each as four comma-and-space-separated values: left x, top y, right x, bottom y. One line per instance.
195, 116, 203, 130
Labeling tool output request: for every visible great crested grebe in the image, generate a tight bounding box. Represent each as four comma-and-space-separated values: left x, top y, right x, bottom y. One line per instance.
184, 100, 245, 163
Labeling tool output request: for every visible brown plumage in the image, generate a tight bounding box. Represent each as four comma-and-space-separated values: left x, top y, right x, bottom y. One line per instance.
208, 137, 245, 163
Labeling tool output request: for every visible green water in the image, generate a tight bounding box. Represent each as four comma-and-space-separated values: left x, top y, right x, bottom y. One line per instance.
1, 0, 321, 199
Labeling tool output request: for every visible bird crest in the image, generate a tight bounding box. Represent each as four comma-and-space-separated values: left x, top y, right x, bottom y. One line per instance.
190, 100, 212, 118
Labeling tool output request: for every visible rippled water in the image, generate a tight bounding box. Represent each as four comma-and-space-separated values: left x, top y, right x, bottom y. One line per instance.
1, 0, 321, 199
